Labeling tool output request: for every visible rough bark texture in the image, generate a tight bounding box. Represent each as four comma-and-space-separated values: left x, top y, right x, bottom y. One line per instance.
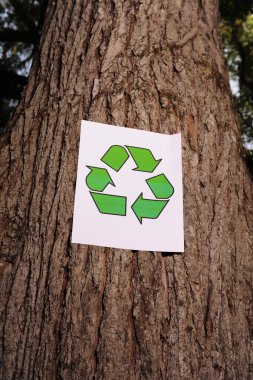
0, 0, 253, 379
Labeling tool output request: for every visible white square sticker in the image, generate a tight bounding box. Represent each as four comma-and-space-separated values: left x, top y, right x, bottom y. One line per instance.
72, 120, 184, 252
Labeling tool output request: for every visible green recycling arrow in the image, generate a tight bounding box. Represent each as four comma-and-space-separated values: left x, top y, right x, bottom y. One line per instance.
101, 145, 129, 171
126, 146, 161, 173
87, 143, 174, 223
86, 166, 115, 192
146, 174, 174, 199
90, 192, 127, 216
131, 193, 168, 224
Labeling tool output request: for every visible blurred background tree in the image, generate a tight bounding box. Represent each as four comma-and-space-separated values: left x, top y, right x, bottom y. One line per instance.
220, 0, 253, 147
0, 0, 47, 132
0, 0, 253, 149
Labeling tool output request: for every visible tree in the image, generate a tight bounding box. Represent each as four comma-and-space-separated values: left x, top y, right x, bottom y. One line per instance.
1, 1, 253, 148
0, 0, 253, 378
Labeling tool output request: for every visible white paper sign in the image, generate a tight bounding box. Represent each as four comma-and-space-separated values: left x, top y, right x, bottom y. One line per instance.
72, 120, 184, 252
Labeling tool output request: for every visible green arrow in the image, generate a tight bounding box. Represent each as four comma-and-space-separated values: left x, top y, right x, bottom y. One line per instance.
86, 166, 115, 192
131, 193, 168, 224
126, 146, 161, 173
90, 192, 127, 216
146, 174, 174, 199
101, 145, 129, 171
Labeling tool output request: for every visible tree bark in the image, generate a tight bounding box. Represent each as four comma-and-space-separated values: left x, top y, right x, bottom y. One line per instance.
0, 0, 253, 379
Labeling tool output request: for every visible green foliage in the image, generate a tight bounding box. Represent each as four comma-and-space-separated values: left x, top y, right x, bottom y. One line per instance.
220, 0, 252, 22
220, 1, 253, 145
0, 0, 46, 132
0, 0, 40, 73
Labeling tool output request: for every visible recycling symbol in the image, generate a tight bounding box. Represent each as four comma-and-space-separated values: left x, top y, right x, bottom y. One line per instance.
85, 145, 174, 223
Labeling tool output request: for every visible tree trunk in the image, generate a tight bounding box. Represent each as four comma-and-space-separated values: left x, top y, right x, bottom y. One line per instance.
0, 0, 253, 379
